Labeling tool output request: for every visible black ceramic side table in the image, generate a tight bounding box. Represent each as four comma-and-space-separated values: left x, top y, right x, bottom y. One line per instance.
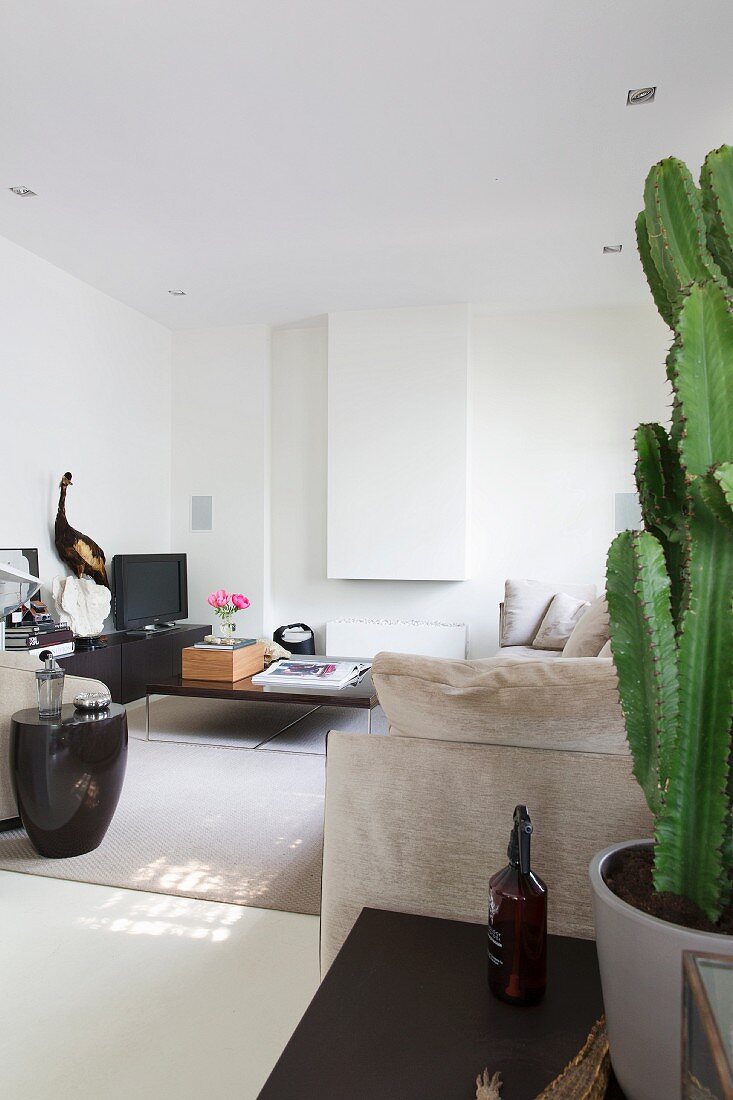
11, 704, 128, 858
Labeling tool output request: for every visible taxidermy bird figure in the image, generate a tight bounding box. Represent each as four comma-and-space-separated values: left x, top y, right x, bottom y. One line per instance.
55, 472, 109, 588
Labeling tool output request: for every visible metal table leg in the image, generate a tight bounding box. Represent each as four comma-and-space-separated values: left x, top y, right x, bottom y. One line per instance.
367, 709, 372, 734
145, 693, 150, 741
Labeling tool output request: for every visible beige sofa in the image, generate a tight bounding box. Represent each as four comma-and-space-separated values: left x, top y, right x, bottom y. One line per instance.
496, 578, 608, 661
371, 651, 627, 753
320, 651, 651, 974
0, 651, 106, 824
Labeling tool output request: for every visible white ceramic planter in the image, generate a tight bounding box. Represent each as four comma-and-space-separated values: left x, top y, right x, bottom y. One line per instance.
590, 840, 733, 1100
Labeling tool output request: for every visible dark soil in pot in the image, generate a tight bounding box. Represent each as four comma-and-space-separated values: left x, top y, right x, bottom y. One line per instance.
604, 847, 733, 934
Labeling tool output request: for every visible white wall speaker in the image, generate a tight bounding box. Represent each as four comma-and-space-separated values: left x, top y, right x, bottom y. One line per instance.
190, 495, 213, 532
615, 493, 642, 532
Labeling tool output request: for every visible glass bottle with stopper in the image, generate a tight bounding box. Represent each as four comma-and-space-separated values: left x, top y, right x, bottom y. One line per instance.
35, 649, 65, 719
488, 804, 548, 1004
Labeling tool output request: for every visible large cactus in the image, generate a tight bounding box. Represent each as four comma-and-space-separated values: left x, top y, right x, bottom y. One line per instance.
607, 146, 733, 920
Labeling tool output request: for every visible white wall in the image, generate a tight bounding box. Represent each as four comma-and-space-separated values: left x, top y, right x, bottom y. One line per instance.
328, 305, 470, 580
271, 305, 671, 657
170, 326, 271, 635
0, 233, 172, 617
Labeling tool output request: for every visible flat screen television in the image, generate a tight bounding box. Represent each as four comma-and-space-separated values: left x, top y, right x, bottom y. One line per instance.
112, 554, 188, 631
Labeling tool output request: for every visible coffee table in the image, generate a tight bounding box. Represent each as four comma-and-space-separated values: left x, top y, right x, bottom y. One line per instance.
145, 656, 379, 740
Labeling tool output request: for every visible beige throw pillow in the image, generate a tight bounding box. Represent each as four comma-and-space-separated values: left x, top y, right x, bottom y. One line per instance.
532, 593, 590, 651
563, 597, 610, 658
501, 578, 598, 646
598, 640, 612, 658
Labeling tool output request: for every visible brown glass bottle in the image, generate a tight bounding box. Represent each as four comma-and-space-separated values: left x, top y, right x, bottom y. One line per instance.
488, 805, 547, 1005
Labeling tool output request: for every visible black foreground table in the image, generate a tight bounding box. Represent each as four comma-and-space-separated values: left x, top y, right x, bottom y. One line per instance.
11, 704, 128, 858
258, 908, 626, 1099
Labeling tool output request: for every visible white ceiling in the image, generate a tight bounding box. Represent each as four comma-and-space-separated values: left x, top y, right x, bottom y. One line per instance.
1, 1, 731, 330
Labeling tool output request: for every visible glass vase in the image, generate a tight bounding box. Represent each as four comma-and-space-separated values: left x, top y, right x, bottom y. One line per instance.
36, 664, 65, 719
217, 616, 236, 641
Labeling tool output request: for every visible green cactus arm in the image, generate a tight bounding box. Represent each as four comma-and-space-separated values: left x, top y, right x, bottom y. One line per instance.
701, 145, 733, 287
700, 462, 733, 531
665, 341, 685, 438
634, 423, 666, 525
635, 423, 686, 534
713, 460, 733, 503
643, 158, 720, 312
636, 211, 676, 327
634, 423, 686, 618
653, 281, 733, 918
654, 491, 733, 919
723, 768, 733, 911
607, 531, 679, 814
674, 281, 733, 475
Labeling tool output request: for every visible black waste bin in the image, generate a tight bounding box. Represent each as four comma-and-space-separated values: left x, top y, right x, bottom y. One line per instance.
273, 623, 316, 655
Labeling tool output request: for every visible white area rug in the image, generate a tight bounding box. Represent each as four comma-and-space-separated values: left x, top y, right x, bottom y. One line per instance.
0, 698, 387, 915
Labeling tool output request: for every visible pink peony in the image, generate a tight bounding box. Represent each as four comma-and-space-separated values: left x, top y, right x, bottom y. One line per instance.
208, 589, 230, 608
231, 594, 250, 610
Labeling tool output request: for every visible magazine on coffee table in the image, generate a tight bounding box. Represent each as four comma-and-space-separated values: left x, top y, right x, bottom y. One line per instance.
252, 660, 371, 689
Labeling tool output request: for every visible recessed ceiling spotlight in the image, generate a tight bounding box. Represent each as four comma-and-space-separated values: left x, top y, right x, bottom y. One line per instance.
168, 289, 187, 296
627, 87, 656, 106
8, 185, 36, 196
603, 245, 623, 254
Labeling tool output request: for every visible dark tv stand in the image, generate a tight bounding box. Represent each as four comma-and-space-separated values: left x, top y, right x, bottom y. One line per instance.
59, 623, 208, 703
127, 622, 177, 636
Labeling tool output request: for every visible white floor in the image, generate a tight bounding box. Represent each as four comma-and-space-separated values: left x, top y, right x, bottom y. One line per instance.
0, 870, 320, 1099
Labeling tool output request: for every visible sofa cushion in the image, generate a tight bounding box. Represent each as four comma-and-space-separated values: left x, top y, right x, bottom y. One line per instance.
563, 596, 610, 658
532, 592, 590, 651
372, 651, 627, 754
500, 578, 597, 646
0, 651, 48, 671
598, 639, 612, 658
494, 646, 563, 661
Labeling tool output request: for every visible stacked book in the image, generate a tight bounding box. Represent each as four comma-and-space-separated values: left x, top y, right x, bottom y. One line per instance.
5, 622, 75, 658
193, 637, 257, 651
252, 660, 371, 689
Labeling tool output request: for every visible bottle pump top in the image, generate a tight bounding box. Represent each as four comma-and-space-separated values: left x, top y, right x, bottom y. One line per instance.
507, 804, 533, 874
38, 649, 61, 672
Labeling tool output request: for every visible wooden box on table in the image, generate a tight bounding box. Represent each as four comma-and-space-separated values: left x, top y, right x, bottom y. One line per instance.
181, 642, 266, 682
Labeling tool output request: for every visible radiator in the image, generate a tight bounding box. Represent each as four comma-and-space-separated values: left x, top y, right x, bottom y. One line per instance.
325, 619, 467, 660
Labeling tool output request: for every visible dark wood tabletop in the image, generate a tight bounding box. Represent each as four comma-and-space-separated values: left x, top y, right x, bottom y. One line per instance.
258, 908, 625, 1099
147, 658, 378, 710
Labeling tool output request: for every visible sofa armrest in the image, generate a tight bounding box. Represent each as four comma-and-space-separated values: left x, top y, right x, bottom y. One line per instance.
321, 731, 652, 975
